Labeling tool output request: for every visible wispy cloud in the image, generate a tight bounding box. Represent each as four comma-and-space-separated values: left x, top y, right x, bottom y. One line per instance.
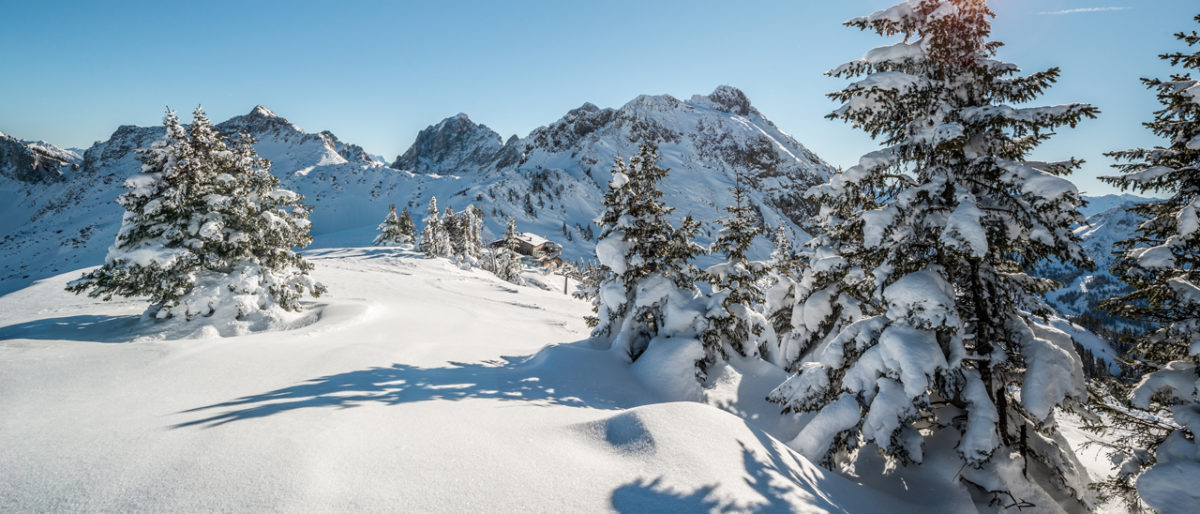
1038, 6, 1130, 15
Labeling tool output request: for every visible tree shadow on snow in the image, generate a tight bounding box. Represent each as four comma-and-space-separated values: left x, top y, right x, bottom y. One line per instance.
172, 342, 641, 429
0, 314, 144, 343
610, 427, 865, 514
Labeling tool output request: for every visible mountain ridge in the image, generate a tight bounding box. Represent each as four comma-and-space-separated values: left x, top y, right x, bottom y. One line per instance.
0, 86, 833, 296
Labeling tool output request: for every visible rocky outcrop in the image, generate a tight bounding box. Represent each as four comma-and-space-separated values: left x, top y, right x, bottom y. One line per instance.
391, 113, 504, 174
0, 132, 78, 183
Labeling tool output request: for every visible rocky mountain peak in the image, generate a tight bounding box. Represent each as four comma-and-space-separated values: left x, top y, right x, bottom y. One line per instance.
692, 85, 753, 116
392, 113, 504, 174
249, 105, 277, 118
219, 105, 301, 136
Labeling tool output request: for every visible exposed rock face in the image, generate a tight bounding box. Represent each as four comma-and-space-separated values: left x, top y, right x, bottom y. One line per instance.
0, 132, 79, 183
694, 85, 754, 116
392, 113, 504, 174
79, 125, 164, 176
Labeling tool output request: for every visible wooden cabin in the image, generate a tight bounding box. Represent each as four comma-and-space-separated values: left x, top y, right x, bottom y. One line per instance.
491, 232, 562, 267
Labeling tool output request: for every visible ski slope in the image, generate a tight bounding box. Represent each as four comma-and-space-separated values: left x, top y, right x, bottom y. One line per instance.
1, 248, 935, 513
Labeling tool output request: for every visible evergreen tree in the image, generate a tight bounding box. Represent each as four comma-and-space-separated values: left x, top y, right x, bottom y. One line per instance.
443, 206, 463, 257
1094, 14, 1200, 512
767, 2, 1098, 508
489, 216, 525, 283
701, 175, 776, 372
398, 208, 416, 244
591, 144, 704, 361
763, 227, 798, 353
68, 106, 324, 320
374, 204, 413, 246
420, 196, 451, 258
461, 205, 484, 261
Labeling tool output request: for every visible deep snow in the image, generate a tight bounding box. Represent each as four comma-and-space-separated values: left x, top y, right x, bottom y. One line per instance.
1, 248, 941, 513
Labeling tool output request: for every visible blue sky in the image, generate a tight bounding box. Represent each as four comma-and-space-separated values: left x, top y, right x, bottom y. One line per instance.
1, 0, 1195, 195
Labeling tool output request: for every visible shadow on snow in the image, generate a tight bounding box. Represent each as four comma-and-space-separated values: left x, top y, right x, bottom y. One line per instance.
611, 425, 864, 514
172, 342, 642, 429
0, 314, 144, 343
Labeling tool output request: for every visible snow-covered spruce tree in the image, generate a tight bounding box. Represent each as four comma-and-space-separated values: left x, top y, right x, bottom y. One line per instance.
398, 208, 416, 244
701, 175, 776, 373
68, 106, 324, 321
764, 227, 799, 346
420, 196, 451, 258
767, 1, 1098, 508
590, 144, 704, 362
489, 215, 525, 284
443, 206, 463, 257
374, 204, 414, 246
460, 205, 484, 262
1095, 14, 1200, 512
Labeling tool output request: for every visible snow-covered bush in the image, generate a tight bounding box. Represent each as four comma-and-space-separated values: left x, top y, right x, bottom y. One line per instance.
1096, 13, 1200, 512
768, 1, 1098, 509
67, 107, 324, 321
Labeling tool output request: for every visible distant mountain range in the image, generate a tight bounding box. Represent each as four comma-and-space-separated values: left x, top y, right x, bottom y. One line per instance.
0, 88, 1161, 346
0, 86, 832, 295
1040, 194, 1156, 335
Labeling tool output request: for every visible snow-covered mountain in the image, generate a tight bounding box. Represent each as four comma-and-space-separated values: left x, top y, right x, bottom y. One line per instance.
1041, 196, 1154, 333
1079, 193, 1154, 218
383, 86, 833, 256
0, 86, 834, 295
0, 131, 79, 184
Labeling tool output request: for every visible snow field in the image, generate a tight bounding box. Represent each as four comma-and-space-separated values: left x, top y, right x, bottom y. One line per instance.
1, 248, 930, 513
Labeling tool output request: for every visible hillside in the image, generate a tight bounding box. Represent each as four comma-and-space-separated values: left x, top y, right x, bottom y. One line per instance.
1041, 196, 1156, 339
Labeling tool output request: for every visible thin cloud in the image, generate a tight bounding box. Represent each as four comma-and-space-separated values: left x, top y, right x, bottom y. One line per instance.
1038, 6, 1130, 15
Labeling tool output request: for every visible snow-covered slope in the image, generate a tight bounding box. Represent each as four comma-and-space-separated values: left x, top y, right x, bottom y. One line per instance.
1079, 193, 1153, 218
1042, 197, 1152, 324
0, 249, 926, 512
0, 87, 833, 295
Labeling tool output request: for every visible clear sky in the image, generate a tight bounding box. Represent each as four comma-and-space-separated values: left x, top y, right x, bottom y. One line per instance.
1, 0, 1195, 195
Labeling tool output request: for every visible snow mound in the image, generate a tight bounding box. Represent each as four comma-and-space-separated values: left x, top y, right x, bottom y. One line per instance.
582, 402, 921, 513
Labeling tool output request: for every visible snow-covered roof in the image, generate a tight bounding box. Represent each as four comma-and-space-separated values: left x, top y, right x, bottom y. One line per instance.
519, 232, 551, 246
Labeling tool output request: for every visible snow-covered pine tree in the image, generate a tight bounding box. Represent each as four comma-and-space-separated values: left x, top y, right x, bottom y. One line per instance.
420, 196, 451, 258
767, 1, 1098, 508
443, 206, 463, 257
420, 197, 439, 256
1094, 14, 1200, 512
701, 175, 776, 372
461, 205, 484, 261
374, 204, 412, 246
490, 216, 524, 284
398, 208, 417, 244
68, 106, 324, 321
590, 144, 704, 362
764, 227, 798, 346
